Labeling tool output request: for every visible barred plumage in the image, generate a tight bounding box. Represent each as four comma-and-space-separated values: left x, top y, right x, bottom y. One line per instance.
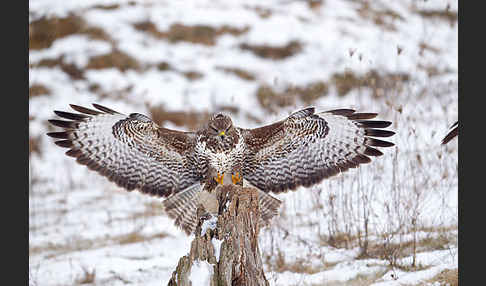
48, 104, 395, 235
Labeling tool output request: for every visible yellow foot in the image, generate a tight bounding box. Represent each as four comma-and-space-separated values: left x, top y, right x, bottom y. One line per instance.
214, 173, 224, 185
232, 172, 241, 185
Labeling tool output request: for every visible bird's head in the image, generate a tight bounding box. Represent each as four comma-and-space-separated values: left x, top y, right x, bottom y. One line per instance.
206, 113, 237, 150
208, 113, 233, 138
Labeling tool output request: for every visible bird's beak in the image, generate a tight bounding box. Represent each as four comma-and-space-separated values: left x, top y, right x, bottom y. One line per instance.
219, 131, 225, 137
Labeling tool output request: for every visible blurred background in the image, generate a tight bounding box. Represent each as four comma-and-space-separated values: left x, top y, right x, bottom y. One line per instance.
29, 0, 458, 285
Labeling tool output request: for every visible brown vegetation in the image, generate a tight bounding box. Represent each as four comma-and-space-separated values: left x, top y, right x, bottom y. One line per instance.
356, 2, 405, 31
86, 49, 141, 71
256, 81, 328, 112
240, 40, 302, 60
267, 250, 324, 274
414, 8, 458, 26
216, 66, 256, 81
148, 105, 211, 131
29, 136, 42, 156
75, 266, 96, 284
30, 230, 169, 259
29, 14, 111, 50
134, 22, 249, 46
331, 69, 410, 97
424, 269, 458, 286
244, 5, 272, 19
29, 84, 50, 97
35, 56, 85, 80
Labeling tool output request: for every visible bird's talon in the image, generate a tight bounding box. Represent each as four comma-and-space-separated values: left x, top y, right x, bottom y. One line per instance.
214, 173, 224, 185
232, 172, 241, 184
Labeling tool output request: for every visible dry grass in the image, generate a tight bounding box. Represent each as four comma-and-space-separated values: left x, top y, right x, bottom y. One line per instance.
90, 3, 120, 10
215, 66, 256, 81
29, 135, 42, 156
30, 230, 169, 259
86, 49, 141, 71
148, 105, 211, 131
240, 40, 302, 60
244, 5, 272, 19
256, 81, 329, 112
255, 69, 409, 113
29, 84, 50, 97
417, 63, 453, 78
156, 61, 172, 71
312, 270, 389, 286
320, 232, 357, 249
413, 7, 458, 27
29, 14, 111, 50
155, 61, 204, 80
182, 70, 204, 81
35, 56, 86, 80
75, 266, 96, 284
134, 21, 249, 46
265, 250, 325, 274
331, 69, 410, 97
422, 268, 458, 286
114, 230, 169, 245
356, 2, 405, 31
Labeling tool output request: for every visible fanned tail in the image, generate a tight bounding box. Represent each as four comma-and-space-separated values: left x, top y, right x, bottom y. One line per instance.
257, 190, 282, 227
162, 184, 203, 235
163, 183, 281, 235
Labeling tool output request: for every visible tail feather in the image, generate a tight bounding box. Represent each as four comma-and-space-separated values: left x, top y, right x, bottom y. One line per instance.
162, 184, 203, 235
257, 190, 282, 227
163, 183, 282, 235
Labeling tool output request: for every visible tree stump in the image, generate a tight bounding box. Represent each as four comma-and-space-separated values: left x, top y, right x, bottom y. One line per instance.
167, 185, 270, 286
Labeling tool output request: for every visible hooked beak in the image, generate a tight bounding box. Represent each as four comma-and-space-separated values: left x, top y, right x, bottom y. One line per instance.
219, 131, 225, 139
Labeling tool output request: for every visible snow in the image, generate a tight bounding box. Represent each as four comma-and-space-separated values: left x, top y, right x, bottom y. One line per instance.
200, 215, 218, 236
29, 0, 458, 285
189, 260, 214, 286
211, 238, 223, 262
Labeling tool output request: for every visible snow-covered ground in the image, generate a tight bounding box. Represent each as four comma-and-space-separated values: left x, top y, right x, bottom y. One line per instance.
29, 0, 458, 285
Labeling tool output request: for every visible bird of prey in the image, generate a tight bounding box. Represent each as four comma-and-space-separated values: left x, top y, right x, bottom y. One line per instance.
47, 104, 395, 234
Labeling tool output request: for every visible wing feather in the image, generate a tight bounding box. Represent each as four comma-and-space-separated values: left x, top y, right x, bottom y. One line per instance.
47, 104, 202, 197
441, 121, 458, 145
240, 107, 395, 193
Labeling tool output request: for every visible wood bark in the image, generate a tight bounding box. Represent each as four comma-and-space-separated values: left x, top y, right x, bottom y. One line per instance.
167, 185, 269, 286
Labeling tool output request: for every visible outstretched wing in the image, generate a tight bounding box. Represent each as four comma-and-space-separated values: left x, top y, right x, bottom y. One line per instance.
441, 121, 458, 145
47, 104, 202, 197
240, 107, 395, 193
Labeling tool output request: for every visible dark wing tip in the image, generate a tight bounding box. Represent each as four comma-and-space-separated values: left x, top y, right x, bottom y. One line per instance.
358, 120, 392, 129
366, 138, 395, 147
92, 103, 120, 114
365, 129, 395, 138
353, 154, 372, 164
69, 104, 103, 115
348, 113, 378, 120
364, 146, 384, 156
46, 131, 71, 139
48, 119, 78, 129
442, 124, 458, 145
327, 109, 356, 116
54, 140, 73, 148
54, 110, 89, 121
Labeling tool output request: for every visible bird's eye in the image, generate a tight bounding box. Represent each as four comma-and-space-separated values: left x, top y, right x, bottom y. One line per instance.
210, 126, 218, 133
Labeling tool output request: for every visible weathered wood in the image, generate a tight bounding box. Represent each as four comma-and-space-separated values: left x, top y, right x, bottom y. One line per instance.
167, 185, 270, 286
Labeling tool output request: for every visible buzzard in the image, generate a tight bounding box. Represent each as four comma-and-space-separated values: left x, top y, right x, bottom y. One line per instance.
47, 104, 395, 234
